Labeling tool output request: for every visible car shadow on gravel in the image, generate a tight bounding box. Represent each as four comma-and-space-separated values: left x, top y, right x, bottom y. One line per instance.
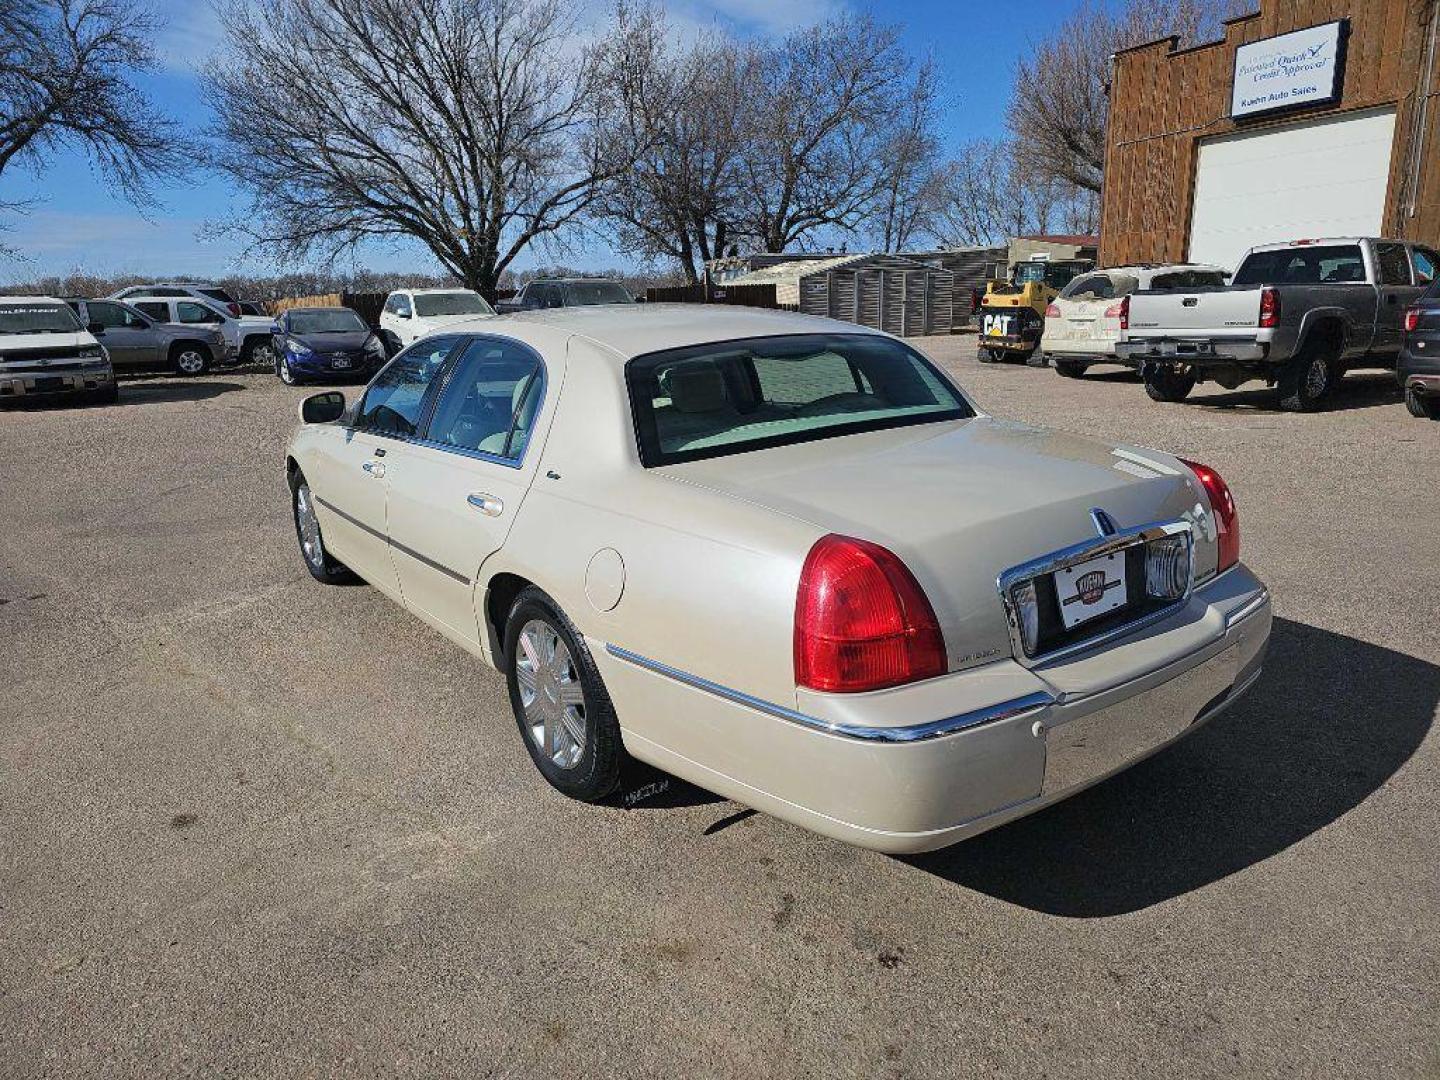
114, 379, 247, 404
908, 617, 1436, 917
1186, 372, 1403, 413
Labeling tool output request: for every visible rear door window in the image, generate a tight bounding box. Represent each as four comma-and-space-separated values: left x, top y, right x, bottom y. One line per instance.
87, 301, 135, 329
177, 301, 223, 324
423, 337, 542, 460
1376, 243, 1413, 286
133, 301, 170, 321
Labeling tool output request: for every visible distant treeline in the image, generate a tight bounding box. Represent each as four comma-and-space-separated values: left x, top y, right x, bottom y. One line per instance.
0, 265, 684, 302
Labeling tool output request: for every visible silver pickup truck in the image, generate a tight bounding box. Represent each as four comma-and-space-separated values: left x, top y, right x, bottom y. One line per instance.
1116, 238, 1440, 411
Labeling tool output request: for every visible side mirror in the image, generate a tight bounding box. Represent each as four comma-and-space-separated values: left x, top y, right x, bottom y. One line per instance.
300, 390, 346, 424
87, 321, 105, 335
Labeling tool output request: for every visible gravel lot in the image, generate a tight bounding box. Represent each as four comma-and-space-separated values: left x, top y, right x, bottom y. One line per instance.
2, 338, 1437, 1078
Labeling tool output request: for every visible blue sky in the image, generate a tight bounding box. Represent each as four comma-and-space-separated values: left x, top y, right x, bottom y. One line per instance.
0, 0, 1092, 280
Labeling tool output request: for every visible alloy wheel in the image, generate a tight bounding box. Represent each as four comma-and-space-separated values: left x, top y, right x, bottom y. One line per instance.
176, 350, 206, 375
294, 484, 324, 570
515, 619, 587, 770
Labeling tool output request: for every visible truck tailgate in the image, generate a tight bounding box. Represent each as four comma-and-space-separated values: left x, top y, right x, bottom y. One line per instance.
1127, 287, 1262, 338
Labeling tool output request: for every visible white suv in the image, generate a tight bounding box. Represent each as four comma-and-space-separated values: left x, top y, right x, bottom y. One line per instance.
378, 288, 495, 353
0, 296, 117, 405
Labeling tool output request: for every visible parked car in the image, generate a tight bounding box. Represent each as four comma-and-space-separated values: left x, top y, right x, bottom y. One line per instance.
107, 282, 243, 317
238, 301, 265, 316
1117, 237, 1440, 411
63, 297, 230, 376
125, 295, 276, 370
377, 288, 495, 354
1400, 280, 1440, 419
283, 307, 1271, 854
271, 306, 387, 385
1044, 264, 1229, 377
495, 278, 636, 313
0, 295, 117, 405
977, 258, 1094, 364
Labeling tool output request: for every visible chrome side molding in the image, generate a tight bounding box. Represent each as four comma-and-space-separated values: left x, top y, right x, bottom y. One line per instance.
603, 643, 1055, 743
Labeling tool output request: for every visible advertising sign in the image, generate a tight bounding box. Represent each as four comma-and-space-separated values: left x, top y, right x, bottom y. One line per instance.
1231, 20, 1347, 119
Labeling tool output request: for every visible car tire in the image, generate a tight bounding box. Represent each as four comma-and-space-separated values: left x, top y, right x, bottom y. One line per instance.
277, 352, 300, 386
94, 382, 120, 405
1277, 342, 1337, 413
1405, 385, 1440, 419
503, 587, 625, 803
1143, 365, 1196, 403
1053, 359, 1087, 379
291, 475, 356, 584
246, 338, 278, 370
170, 343, 211, 377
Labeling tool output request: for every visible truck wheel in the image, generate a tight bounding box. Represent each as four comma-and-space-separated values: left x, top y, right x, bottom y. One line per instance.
1277, 344, 1337, 412
1406, 385, 1440, 419
1143, 366, 1195, 403
245, 338, 278, 370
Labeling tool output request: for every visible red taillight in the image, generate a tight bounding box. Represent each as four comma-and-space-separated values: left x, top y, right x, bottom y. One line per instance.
1258, 287, 1280, 329
794, 535, 946, 693
1045, 303, 1061, 318
1404, 307, 1421, 333
1179, 458, 1240, 573
1104, 295, 1129, 330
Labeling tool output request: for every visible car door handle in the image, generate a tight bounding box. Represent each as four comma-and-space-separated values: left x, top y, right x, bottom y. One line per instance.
363, 460, 386, 477
467, 493, 503, 516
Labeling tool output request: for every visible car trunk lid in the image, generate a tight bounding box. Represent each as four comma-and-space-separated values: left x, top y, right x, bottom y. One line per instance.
663, 418, 1205, 670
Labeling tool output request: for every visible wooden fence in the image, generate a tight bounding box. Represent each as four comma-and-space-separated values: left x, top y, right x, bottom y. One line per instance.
645, 282, 779, 308
264, 291, 387, 326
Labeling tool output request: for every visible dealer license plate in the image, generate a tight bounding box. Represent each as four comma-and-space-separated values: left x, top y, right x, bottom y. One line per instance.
1054, 552, 1127, 629
331, 357, 352, 369
983, 313, 1012, 337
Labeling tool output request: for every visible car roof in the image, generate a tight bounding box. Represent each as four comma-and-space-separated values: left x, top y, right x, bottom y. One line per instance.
285, 306, 353, 313
1246, 238, 1393, 253
0, 294, 68, 304
437, 304, 887, 360
396, 287, 478, 295
526, 278, 626, 285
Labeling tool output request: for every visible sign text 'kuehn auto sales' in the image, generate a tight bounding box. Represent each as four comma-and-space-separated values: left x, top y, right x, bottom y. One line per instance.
1231, 20, 1347, 120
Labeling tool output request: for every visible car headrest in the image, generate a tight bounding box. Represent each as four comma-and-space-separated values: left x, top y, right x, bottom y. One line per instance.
667, 365, 729, 413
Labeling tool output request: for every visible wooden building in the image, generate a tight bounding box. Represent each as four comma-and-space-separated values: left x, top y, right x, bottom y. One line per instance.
1101, 1, 1440, 270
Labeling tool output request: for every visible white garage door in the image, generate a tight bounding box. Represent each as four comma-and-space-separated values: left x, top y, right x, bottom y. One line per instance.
1187, 107, 1396, 271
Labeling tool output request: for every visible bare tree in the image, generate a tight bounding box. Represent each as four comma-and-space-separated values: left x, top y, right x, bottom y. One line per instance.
1007, 0, 1249, 194
0, 0, 185, 205
931, 138, 1097, 247
597, 8, 757, 283
870, 59, 946, 252
204, 0, 660, 297
737, 15, 918, 253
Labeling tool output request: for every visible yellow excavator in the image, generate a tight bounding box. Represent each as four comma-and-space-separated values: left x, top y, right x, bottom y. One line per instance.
976, 257, 1093, 364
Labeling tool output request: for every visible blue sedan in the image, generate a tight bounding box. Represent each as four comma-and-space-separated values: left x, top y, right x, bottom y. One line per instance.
272, 307, 387, 385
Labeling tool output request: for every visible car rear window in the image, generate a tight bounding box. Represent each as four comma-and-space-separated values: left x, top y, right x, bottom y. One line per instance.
1233, 245, 1365, 286
626, 334, 972, 467
1059, 275, 1115, 301
199, 287, 236, 304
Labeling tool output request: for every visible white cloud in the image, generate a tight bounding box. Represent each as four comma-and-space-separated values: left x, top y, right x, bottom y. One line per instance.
151, 0, 227, 72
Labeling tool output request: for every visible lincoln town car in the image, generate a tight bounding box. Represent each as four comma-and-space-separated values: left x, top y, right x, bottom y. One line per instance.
283, 307, 1272, 853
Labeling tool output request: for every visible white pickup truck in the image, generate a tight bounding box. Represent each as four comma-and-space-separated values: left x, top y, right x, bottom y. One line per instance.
1116, 238, 1440, 411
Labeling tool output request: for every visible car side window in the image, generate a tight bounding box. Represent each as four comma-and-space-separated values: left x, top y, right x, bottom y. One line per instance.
395, 294, 412, 317
177, 301, 222, 324
1376, 243, 1413, 286
424, 337, 542, 460
355, 336, 460, 436
87, 301, 132, 329
1412, 247, 1438, 286
133, 301, 169, 321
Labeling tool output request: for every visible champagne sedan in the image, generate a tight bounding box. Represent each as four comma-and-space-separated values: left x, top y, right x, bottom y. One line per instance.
284, 307, 1271, 853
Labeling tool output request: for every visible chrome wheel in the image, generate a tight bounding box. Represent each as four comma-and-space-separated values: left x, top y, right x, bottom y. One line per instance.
175, 349, 206, 375
279, 355, 296, 385
515, 619, 586, 770
294, 483, 324, 569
